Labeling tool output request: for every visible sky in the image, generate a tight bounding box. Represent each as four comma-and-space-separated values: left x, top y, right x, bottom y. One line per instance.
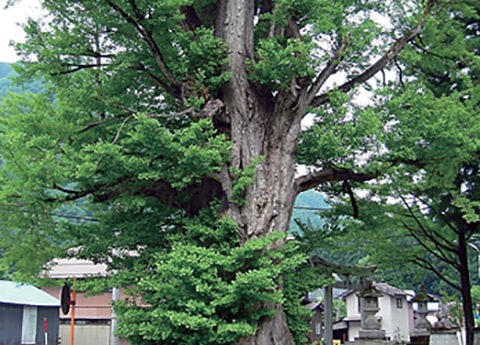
0, 0, 42, 63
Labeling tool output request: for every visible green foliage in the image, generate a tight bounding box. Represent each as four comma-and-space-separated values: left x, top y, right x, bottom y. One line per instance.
303, 4, 480, 339
0, 86, 230, 279
453, 194, 480, 224
247, 38, 316, 90
471, 285, 480, 314
180, 27, 232, 96
283, 262, 319, 345
230, 156, 264, 206
296, 91, 385, 171
108, 211, 307, 345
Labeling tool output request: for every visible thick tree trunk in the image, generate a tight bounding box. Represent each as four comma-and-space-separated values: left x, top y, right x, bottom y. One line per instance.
221, 98, 303, 344
214, 1, 307, 344
214, 0, 306, 241
236, 303, 294, 345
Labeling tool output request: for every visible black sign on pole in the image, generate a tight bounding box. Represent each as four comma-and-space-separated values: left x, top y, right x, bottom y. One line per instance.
61, 283, 71, 315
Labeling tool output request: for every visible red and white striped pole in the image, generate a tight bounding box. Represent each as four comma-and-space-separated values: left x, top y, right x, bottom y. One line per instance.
44, 317, 48, 345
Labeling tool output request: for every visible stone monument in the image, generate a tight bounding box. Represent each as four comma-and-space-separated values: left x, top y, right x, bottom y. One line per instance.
346, 282, 392, 345
409, 285, 433, 345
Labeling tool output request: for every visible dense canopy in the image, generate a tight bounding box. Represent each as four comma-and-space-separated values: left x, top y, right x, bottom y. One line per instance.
1, 0, 477, 344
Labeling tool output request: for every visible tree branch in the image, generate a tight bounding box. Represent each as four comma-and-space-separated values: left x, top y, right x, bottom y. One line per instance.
408, 192, 460, 236
403, 221, 460, 269
112, 116, 132, 145
81, 98, 223, 137
179, 6, 202, 32
268, 1, 279, 38
45, 185, 93, 203
294, 167, 381, 193
306, 36, 349, 105
414, 256, 461, 291
109, 102, 195, 119
400, 195, 459, 256
394, 58, 405, 89
77, 114, 131, 134
309, 0, 438, 108
343, 180, 359, 218
105, 0, 183, 96
286, 13, 301, 40
293, 156, 428, 194
51, 63, 107, 76
411, 41, 452, 60
129, 63, 182, 99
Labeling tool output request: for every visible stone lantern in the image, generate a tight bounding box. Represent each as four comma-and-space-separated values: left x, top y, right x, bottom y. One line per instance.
346, 282, 393, 345
358, 283, 386, 339
412, 285, 434, 336
409, 285, 434, 345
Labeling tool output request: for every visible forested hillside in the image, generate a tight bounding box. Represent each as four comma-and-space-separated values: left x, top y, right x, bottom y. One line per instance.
0, 62, 43, 97
290, 190, 328, 234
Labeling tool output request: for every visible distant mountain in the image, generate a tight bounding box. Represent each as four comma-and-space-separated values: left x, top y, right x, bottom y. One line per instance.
0, 62, 44, 97
290, 190, 329, 234
0, 62, 16, 97
0, 63, 14, 78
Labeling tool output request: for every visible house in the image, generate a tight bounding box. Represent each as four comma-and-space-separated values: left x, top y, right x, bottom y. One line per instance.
336, 282, 411, 343
41, 258, 130, 345
303, 298, 324, 343
0, 280, 60, 345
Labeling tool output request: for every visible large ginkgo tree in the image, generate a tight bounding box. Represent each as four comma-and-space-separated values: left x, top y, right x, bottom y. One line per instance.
0, 0, 451, 344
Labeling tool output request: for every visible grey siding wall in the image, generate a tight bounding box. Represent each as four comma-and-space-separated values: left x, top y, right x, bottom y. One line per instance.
36, 307, 60, 345
0, 304, 59, 345
0, 304, 22, 345
306, 308, 323, 343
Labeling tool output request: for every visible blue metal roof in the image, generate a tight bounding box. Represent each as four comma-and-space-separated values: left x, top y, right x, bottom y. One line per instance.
0, 280, 60, 307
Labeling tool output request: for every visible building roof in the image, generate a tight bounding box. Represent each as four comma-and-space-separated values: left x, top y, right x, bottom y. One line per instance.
304, 299, 324, 311
333, 320, 348, 330
0, 280, 60, 307
338, 282, 409, 300
342, 315, 361, 322
44, 258, 108, 279
374, 282, 409, 297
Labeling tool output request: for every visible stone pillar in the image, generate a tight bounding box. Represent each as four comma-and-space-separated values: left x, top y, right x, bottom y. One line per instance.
324, 285, 333, 345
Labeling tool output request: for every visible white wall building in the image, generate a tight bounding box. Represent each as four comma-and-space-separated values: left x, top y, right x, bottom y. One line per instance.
338, 282, 411, 343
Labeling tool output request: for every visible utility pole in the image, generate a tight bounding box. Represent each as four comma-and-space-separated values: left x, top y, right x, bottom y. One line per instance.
111, 248, 120, 345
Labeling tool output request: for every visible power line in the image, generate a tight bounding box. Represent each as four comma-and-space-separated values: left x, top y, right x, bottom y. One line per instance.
51, 213, 98, 222
21, 206, 326, 223
293, 206, 329, 211
51, 208, 327, 220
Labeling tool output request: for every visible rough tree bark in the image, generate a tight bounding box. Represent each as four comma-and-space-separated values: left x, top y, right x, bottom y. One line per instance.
214, 2, 303, 342
208, 0, 438, 344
